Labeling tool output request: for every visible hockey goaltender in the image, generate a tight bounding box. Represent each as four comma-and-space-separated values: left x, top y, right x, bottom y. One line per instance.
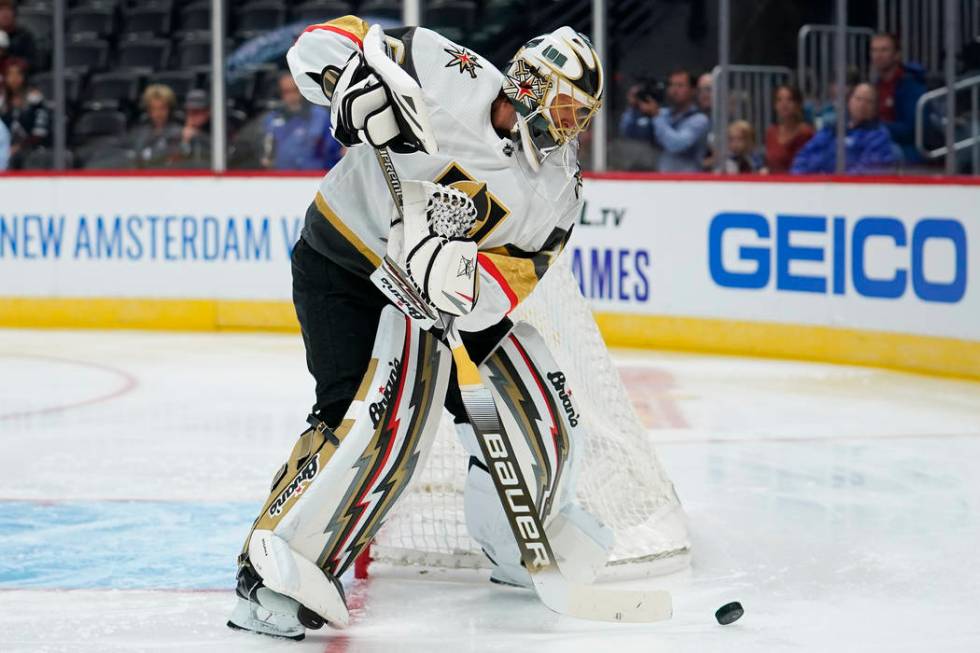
227, 13, 611, 640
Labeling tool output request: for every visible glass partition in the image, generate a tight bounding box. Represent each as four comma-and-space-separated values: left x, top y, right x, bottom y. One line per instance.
4, 0, 977, 176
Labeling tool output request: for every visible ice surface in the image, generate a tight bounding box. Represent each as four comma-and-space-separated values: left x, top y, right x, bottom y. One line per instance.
1, 329, 978, 652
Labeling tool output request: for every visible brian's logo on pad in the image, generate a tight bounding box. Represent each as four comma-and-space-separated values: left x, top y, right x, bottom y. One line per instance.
369, 358, 402, 428
547, 371, 580, 428
268, 455, 320, 517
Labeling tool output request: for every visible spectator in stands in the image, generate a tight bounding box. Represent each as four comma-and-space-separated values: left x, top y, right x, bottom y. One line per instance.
871, 33, 926, 163
765, 84, 815, 174
615, 80, 660, 170
261, 72, 342, 171
0, 118, 9, 171
724, 120, 764, 174
1, 57, 49, 168
0, 0, 36, 71
622, 69, 710, 173
791, 83, 897, 174
175, 89, 211, 168
697, 72, 712, 115
131, 84, 182, 168
810, 67, 862, 131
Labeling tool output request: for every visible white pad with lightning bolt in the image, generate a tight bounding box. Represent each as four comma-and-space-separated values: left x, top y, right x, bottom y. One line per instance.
455, 321, 614, 588
243, 307, 451, 624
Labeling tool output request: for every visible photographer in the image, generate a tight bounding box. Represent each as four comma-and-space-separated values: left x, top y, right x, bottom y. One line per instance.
619, 69, 710, 173
616, 78, 664, 170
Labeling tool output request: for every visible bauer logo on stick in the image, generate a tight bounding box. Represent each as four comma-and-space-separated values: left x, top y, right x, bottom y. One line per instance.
481, 429, 551, 569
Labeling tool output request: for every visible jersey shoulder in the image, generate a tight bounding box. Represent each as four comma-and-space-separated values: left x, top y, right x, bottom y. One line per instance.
388, 27, 503, 131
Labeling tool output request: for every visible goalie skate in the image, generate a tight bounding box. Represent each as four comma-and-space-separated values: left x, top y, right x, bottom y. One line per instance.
226, 561, 310, 641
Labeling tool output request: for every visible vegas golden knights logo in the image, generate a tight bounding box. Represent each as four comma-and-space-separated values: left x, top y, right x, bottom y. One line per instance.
433, 162, 510, 244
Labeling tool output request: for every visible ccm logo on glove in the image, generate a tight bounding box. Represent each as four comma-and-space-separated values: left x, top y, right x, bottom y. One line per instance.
406, 235, 480, 316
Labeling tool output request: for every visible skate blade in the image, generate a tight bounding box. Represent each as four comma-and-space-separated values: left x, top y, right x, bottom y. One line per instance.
226, 596, 305, 641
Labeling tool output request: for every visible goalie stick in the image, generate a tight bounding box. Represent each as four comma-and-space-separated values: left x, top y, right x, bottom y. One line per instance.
361, 27, 671, 622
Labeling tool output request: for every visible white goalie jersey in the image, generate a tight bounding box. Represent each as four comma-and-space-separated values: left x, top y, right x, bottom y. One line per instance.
287, 16, 583, 332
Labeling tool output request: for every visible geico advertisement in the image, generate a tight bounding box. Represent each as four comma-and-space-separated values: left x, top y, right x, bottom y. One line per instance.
572, 179, 978, 341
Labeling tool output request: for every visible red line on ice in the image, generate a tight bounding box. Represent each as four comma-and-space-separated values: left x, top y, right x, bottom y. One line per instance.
0, 353, 138, 421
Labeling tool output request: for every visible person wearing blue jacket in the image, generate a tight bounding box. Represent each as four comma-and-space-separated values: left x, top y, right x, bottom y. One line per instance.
791, 82, 898, 174
619, 69, 710, 172
871, 33, 927, 163
262, 71, 343, 171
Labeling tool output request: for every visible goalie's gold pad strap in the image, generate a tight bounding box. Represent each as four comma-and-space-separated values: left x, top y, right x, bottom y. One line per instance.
479, 321, 579, 523
242, 306, 452, 577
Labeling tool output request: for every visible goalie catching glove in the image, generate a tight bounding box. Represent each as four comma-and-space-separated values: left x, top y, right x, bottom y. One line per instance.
329, 53, 418, 152
401, 180, 480, 317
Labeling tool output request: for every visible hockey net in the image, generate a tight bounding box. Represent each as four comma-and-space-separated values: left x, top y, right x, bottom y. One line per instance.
366, 252, 691, 579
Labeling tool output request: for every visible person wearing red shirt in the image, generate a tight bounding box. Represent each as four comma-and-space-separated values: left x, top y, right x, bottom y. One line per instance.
765, 84, 814, 174
871, 33, 926, 163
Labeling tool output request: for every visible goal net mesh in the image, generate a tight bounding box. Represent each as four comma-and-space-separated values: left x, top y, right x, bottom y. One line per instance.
369, 252, 690, 578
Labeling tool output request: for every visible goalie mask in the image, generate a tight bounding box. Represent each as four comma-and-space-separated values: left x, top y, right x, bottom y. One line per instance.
502, 26, 604, 171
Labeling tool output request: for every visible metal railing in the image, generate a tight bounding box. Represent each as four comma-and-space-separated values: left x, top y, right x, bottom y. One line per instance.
798, 24, 875, 105
711, 65, 794, 169
878, 0, 980, 76
916, 73, 980, 172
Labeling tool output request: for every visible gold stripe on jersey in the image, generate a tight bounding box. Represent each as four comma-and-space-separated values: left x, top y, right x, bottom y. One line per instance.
310, 15, 369, 42
478, 251, 539, 303
313, 192, 382, 272
480, 225, 572, 303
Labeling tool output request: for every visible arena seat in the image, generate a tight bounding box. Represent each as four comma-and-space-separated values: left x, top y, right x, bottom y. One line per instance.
235, 1, 287, 41
116, 39, 172, 73
67, 6, 115, 39
64, 37, 111, 75
82, 70, 142, 111
123, 5, 174, 38
290, 0, 354, 24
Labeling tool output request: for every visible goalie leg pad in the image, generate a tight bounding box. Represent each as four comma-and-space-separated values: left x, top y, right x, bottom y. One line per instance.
457, 321, 613, 586
242, 306, 451, 622
462, 461, 613, 587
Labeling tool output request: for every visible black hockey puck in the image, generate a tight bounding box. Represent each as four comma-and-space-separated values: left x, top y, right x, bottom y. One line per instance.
715, 601, 744, 625
297, 605, 325, 630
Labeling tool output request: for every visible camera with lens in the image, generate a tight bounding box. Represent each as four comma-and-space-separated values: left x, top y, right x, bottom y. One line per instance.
635, 79, 666, 105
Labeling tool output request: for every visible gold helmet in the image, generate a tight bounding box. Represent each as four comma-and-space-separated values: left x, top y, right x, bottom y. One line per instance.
502, 26, 604, 170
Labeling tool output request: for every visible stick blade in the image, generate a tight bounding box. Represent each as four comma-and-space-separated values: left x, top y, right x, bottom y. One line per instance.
533, 570, 673, 623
